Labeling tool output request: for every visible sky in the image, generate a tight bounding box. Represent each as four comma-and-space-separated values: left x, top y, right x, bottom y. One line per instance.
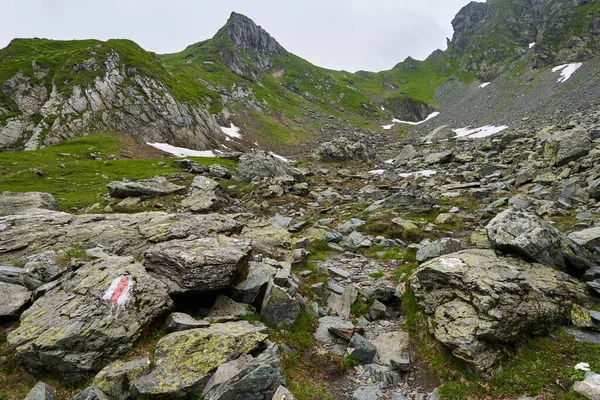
0, 0, 484, 72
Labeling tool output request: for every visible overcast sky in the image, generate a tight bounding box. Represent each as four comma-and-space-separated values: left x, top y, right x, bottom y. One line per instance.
1, 0, 483, 72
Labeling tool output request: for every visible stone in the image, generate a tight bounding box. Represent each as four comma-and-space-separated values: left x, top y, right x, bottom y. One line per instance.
0, 265, 41, 290
93, 357, 151, 400
427, 125, 455, 143
425, 150, 453, 165
70, 386, 109, 400
486, 208, 600, 276
411, 249, 586, 375
0, 192, 58, 216
272, 385, 296, 400
0, 282, 30, 318
416, 238, 461, 262
272, 214, 293, 229
241, 220, 293, 252
391, 217, 418, 231
349, 333, 377, 364
324, 232, 343, 243
327, 286, 359, 319
328, 326, 364, 341
571, 304, 594, 328
144, 236, 251, 294
315, 316, 354, 344
229, 261, 277, 306
372, 331, 410, 366
234, 150, 305, 183
573, 371, 600, 400
311, 136, 377, 162
202, 343, 283, 400
339, 218, 366, 233
589, 179, 600, 200
352, 386, 382, 400
165, 312, 210, 333
261, 283, 300, 329
390, 353, 412, 372
369, 299, 387, 320
182, 176, 229, 213
208, 295, 256, 319
172, 159, 196, 170
8, 256, 173, 381
106, 176, 186, 198
24, 382, 56, 400
208, 164, 232, 179
569, 227, 600, 251
23, 251, 62, 283
543, 128, 591, 166
392, 145, 417, 167
134, 321, 268, 397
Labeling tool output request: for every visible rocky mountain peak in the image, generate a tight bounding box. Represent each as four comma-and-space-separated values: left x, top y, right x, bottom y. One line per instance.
450, 1, 489, 48
220, 12, 285, 56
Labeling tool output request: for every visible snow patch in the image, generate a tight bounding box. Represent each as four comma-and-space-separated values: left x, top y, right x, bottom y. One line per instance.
368, 169, 386, 175
382, 124, 394, 130
439, 258, 466, 268
529, 42, 536, 49
269, 152, 290, 163
453, 125, 508, 139
221, 123, 242, 139
575, 362, 591, 372
147, 142, 217, 158
552, 63, 582, 83
381, 106, 385, 111
392, 111, 440, 126
397, 169, 437, 178
479, 82, 491, 88
385, 158, 394, 164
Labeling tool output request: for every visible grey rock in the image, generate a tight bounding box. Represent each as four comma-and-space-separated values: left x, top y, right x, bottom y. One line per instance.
427, 125, 455, 143
261, 283, 300, 329
0, 282, 30, 318
589, 179, 600, 200
202, 343, 283, 400
0, 265, 42, 290
327, 286, 359, 319
324, 232, 343, 243
272, 214, 293, 229
339, 218, 366, 233
566, 328, 600, 345
208, 295, 255, 319
106, 176, 186, 199
208, 164, 232, 179
182, 176, 229, 213
24, 382, 56, 400
573, 371, 600, 400
411, 249, 585, 375
327, 281, 345, 295
543, 128, 591, 166
487, 208, 599, 276
349, 333, 377, 364
311, 136, 377, 162
372, 331, 410, 366
425, 150, 453, 165
569, 227, 600, 252
144, 236, 251, 294
165, 312, 210, 333
364, 364, 401, 385
234, 150, 305, 183
352, 385, 382, 400
23, 251, 62, 283
93, 357, 151, 400
0, 192, 57, 216
8, 256, 173, 381
390, 353, 412, 372
272, 385, 296, 400
70, 386, 109, 400
315, 316, 354, 344
229, 261, 277, 306
369, 299, 387, 321
392, 145, 417, 167
416, 238, 461, 262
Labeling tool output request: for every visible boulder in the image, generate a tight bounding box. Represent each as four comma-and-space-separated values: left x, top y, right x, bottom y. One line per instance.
372, 331, 410, 366
0, 265, 42, 290
272, 386, 296, 400
0, 282, 30, 318
208, 164, 232, 180
411, 249, 586, 375
143, 236, 251, 294
24, 382, 56, 400
202, 343, 283, 400
486, 208, 599, 276
241, 220, 293, 252
315, 316, 354, 344
70, 386, 109, 400
208, 295, 256, 319
424, 150, 453, 165
261, 283, 300, 329
392, 145, 417, 167
348, 333, 377, 364
229, 261, 277, 306
367, 192, 433, 214
0, 192, 58, 216
93, 357, 151, 400
426, 125, 455, 143
416, 238, 461, 262
234, 150, 305, 183
568, 227, 600, 252
106, 176, 186, 198
352, 386, 382, 400
134, 321, 268, 397
165, 312, 210, 333
573, 371, 600, 400
311, 136, 376, 162
8, 256, 173, 381
543, 128, 591, 166
327, 286, 359, 319
182, 176, 230, 213
23, 251, 62, 283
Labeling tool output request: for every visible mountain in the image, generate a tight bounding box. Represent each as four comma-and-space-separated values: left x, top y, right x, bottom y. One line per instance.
1, 1, 599, 153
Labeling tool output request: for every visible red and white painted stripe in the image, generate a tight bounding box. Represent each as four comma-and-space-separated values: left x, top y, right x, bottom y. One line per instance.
103, 276, 133, 306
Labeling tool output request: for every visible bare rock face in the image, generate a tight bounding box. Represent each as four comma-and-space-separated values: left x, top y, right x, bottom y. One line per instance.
0, 192, 58, 216
106, 176, 186, 199
411, 249, 586, 375
143, 236, 252, 294
486, 208, 599, 276
7, 256, 173, 381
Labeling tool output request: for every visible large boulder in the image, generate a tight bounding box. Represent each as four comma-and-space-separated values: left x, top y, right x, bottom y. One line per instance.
202, 343, 283, 400
181, 176, 230, 213
411, 249, 586, 375
24, 382, 56, 400
229, 261, 277, 306
92, 357, 151, 400
260, 283, 300, 329
144, 236, 251, 294
134, 321, 268, 397
486, 208, 599, 276
311, 136, 377, 162
8, 256, 173, 381
234, 150, 305, 183
391, 145, 417, 167
543, 128, 591, 166
568, 227, 600, 252
0, 192, 58, 216
0, 282, 30, 318
106, 176, 186, 199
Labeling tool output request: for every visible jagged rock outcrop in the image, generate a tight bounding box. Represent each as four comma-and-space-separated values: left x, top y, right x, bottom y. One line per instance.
411, 249, 586, 375
234, 150, 305, 183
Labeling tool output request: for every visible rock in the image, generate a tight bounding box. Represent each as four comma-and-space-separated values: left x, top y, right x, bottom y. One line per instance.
8, 256, 173, 381
425, 150, 453, 165
182, 176, 229, 213
165, 312, 210, 333
134, 321, 268, 397
391, 217, 418, 231
261, 283, 300, 329
372, 331, 410, 366
172, 159, 196, 170
229, 261, 277, 306
144, 236, 251, 294
241, 220, 293, 253
339, 218, 366, 233
0, 282, 30, 318
324, 232, 343, 243
106, 176, 186, 198
573, 371, 600, 400
272, 385, 296, 400
311, 136, 376, 162
426, 125, 455, 143
364, 364, 401, 385
0, 265, 42, 290
202, 343, 283, 400
486, 208, 599, 276
416, 238, 461, 262
70, 386, 109, 400
584, 268, 600, 282
392, 145, 417, 167
569, 227, 600, 251
369, 300, 387, 320
589, 179, 600, 200
543, 128, 591, 166
208, 164, 232, 179
315, 316, 354, 344
369, 192, 433, 214
115, 197, 141, 209
328, 326, 365, 341
208, 295, 255, 319
327, 286, 359, 319
93, 357, 151, 400
0, 192, 57, 216
234, 150, 305, 183
571, 304, 594, 328
24, 382, 56, 400
352, 385, 382, 400
272, 214, 293, 229
23, 251, 62, 283
390, 353, 412, 372
411, 249, 586, 375
349, 333, 377, 364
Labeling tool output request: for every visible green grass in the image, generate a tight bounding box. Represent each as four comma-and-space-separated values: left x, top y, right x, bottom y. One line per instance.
0, 133, 236, 212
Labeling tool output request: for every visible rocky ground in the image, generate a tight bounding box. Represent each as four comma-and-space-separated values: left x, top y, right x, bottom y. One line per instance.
2, 103, 600, 400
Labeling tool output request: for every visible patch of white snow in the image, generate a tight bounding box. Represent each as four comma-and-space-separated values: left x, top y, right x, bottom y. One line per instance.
552, 62, 582, 83
529, 42, 536, 49
479, 82, 491, 88
221, 123, 242, 139
453, 125, 508, 139
269, 152, 290, 163
382, 124, 394, 130
397, 169, 437, 178
368, 169, 386, 175
146, 142, 217, 158
385, 158, 394, 164
575, 363, 591, 372
392, 111, 440, 126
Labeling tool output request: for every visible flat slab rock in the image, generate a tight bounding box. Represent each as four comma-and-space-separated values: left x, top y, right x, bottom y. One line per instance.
8, 256, 173, 381
573, 371, 600, 400
0, 191, 58, 216
106, 176, 186, 198
0, 282, 31, 317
